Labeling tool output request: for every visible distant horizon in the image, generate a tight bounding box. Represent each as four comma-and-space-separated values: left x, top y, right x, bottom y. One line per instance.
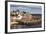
10, 5, 42, 14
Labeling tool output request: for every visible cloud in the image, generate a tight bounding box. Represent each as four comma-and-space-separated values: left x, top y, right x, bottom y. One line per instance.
10, 5, 42, 14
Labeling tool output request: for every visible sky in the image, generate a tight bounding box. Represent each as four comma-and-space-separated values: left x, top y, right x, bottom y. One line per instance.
10, 5, 42, 14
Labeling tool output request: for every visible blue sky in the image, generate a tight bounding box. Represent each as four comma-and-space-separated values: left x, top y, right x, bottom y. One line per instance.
10, 5, 42, 14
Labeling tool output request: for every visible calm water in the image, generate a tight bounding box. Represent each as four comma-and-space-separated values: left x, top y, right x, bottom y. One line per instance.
31, 14, 41, 16
11, 23, 41, 29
